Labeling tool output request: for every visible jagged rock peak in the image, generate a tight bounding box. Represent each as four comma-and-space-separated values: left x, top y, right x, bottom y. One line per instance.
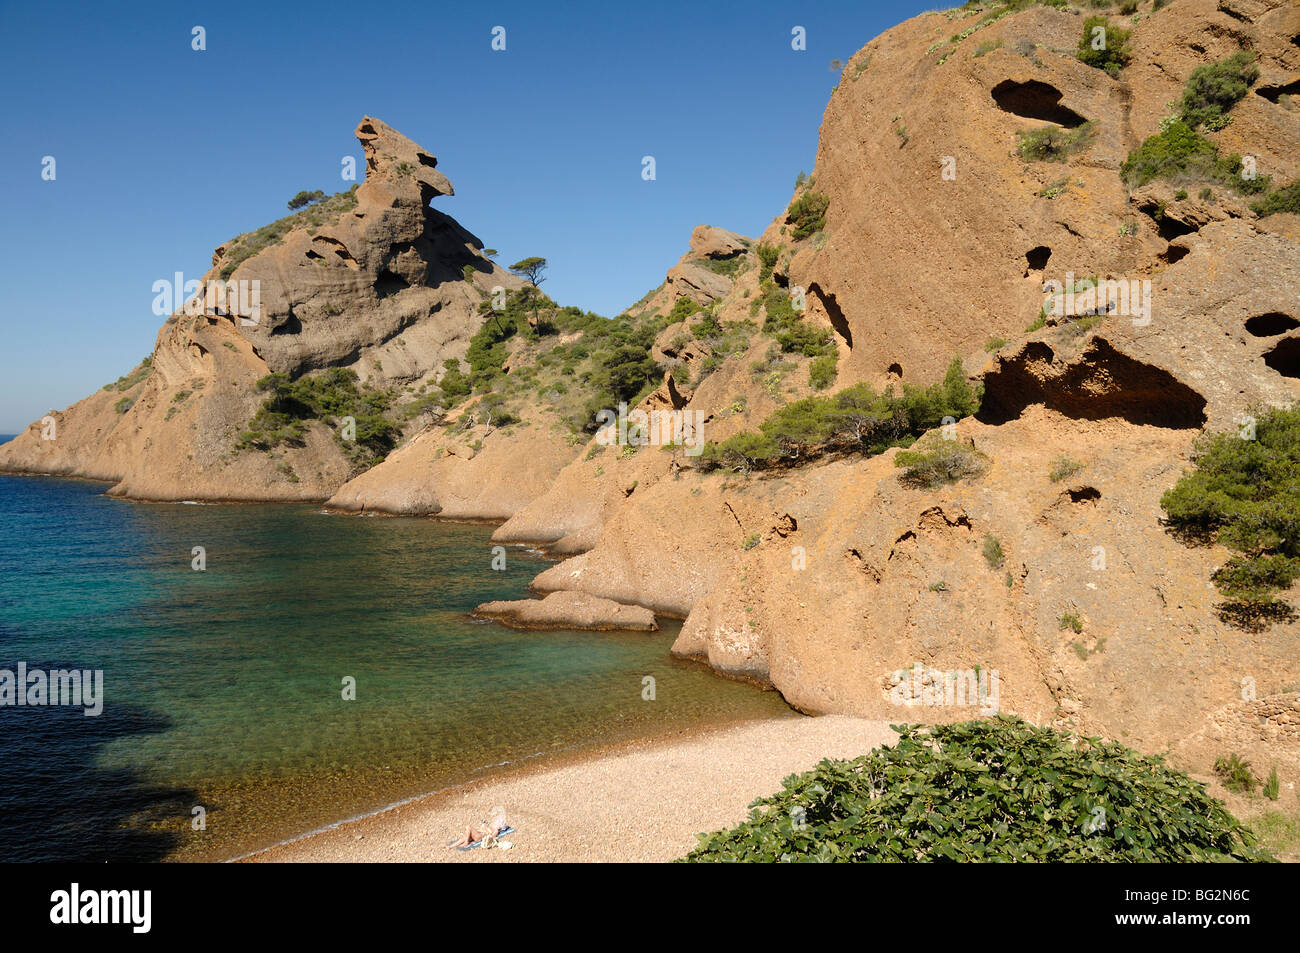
355, 116, 453, 197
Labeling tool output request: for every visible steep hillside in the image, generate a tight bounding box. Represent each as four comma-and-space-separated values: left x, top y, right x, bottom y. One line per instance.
479, 0, 1300, 788
0, 117, 525, 500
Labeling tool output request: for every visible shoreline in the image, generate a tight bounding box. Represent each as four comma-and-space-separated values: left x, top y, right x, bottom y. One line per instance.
243, 713, 897, 863
227, 707, 796, 862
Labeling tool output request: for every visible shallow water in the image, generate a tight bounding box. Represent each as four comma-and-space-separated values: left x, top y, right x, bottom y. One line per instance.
0, 474, 791, 861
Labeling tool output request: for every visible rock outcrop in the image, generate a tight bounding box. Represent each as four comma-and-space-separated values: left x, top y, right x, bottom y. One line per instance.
471, 591, 658, 631
0, 117, 524, 501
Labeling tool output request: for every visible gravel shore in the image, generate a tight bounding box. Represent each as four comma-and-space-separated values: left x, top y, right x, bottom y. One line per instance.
245, 715, 896, 863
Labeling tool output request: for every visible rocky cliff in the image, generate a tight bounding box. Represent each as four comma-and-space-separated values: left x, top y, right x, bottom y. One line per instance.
487, 0, 1300, 789
6, 0, 1300, 791
0, 117, 525, 501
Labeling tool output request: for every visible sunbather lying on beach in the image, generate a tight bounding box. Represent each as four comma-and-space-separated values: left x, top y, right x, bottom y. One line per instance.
445, 807, 510, 849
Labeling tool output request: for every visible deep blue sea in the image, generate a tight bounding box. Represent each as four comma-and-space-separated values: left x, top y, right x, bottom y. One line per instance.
0, 465, 789, 861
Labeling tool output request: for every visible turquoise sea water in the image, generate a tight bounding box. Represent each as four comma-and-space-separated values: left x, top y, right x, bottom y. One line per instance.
0, 470, 791, 861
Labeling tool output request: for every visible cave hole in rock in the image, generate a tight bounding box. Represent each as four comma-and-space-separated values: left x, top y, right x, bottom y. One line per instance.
1159, 243, 1191, 265
270, 310, 302, 336
1245, 312, 1300, 337
1064, 486, 1101, 504
1263, 337, 1300, 379
977, 338, 1207, 428
1257, 78, 1300, 103
1025, 246, 1052, 275
305, 249, 324, 261
376, 269, 411, 299
990, 80, 1087, 126
887, 363, 903, 379
1139, 201, 1198, 241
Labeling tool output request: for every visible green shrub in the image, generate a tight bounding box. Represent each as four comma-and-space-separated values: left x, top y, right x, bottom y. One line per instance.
1120, 121, 1266, 193
1121, 51, 1268, 193
698, 255, 745, 277
809, 354, 838, 391
982, 534, 1005, 569
692, 310, 723, 339
1037, 176, 1075, 199
785, 191, 829, 240
1252, 181, 1300, 217
1059, 611, 1084, 634
894, 435, 989, 488
1017, 122, 1097, 162
114, 395, 134, 414
683, 718, 1269, 862
237, 367, 399, 468
1179, 51, 1258, 130
756, 244, 780, 283
1214, 753, 1258, 795
1161, 404, 1300, 624
1076, 16, 1130, 73
287, 189, 325, 211
668, 296, 702, 323
1265, 765, 1281, 801
700, 358, 980, 473
758, 282, 836, 358
467, 309, 518, 388
1049, 454, 1084, 482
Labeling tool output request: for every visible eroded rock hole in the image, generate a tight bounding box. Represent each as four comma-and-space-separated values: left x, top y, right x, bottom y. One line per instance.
991, 80, 1087, 127
1257, 78, 1300, 103
1263, 337, 1300, 378
978, 338, 1207, 428
1139, 201, 1198, 241
1065, 486, 1101, 504
376, 269, 411, 299
1025, 246, 1052, 274
1159, 244, 1190, 264
269, 310, 302, 336
887, 363, 903, 379
1245, 312, 1300, 337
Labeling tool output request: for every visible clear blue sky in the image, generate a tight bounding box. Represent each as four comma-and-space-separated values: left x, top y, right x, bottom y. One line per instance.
0, 0, 933, 432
